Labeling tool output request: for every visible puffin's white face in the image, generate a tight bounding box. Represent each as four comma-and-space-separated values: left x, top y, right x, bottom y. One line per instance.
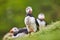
26, 6, 32, 14
38, 13, 45, 19
10, 27, 19, 33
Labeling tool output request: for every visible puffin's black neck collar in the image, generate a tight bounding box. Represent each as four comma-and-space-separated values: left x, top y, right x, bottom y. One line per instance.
38, 18, 45, 21
26, 13, 33, 17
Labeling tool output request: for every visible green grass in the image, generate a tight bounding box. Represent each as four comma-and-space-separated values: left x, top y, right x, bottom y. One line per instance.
10, 21, 60, 40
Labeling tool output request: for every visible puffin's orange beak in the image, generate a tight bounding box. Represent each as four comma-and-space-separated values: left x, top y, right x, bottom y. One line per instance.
9, 30, 14, 33
29, 10, 32, 14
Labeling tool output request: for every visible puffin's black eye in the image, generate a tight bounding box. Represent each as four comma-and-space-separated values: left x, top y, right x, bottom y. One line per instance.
14, 29, 16, 30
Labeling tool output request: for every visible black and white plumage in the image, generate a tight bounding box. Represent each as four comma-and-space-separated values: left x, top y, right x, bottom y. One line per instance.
37, 19, 46, 27
24, 6, 37, 33
3, 27, 28, 40
10, 27, 28, 37
14, 27, 28, 36
36, 13, 47, 30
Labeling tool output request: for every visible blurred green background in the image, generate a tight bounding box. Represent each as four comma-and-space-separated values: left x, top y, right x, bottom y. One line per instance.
0, 0, 60, 40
